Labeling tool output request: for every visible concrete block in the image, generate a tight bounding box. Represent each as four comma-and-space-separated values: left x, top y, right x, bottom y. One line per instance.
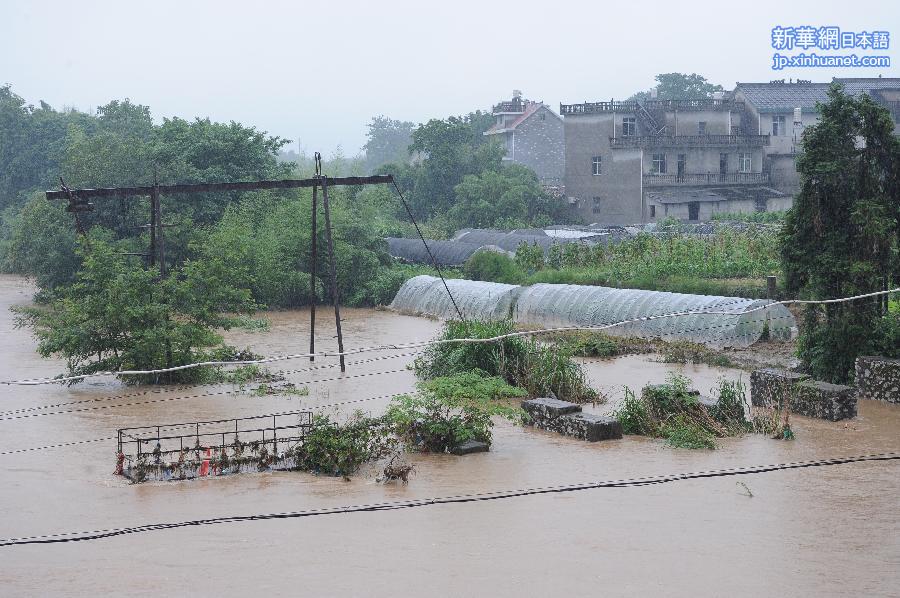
521, 397, 582, 419
450, 439, 490, 455
855, 356, 900, 404
522, 398, 621, 442
793, 380, 857, 421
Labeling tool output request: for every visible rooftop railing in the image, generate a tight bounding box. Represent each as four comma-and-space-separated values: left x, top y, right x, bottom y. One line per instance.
560, 101, 638, 115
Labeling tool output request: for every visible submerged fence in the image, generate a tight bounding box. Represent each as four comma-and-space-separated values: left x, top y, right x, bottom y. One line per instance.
390, 275, 796, 349
117, 410, 313, 483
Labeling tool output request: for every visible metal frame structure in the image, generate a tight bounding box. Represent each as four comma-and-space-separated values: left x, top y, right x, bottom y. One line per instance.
47, 156, 394, 372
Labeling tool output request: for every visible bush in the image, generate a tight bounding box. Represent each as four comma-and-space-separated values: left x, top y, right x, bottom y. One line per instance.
386, 373, 526, 452
613, 374, 759, 449
462, 250, 524, 284
290, 411, 395, 477
414, 319, 597, 403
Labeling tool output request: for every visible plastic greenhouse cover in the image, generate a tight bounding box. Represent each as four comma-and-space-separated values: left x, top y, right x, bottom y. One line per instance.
390, 275, 795, 349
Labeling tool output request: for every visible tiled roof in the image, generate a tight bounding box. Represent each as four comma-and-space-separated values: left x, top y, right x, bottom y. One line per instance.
833, 77, 900, 96
484, 102, 543, 134
735, 82, 831, 112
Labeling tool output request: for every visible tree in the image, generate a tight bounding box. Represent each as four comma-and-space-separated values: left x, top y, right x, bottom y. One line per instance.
363, 116, 414, 173
629, 73, 725, 102
780, 84, 900, 382
17, 236, 256, 384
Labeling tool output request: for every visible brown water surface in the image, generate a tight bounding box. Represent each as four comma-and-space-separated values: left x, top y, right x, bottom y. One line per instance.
0, 274, 897, 597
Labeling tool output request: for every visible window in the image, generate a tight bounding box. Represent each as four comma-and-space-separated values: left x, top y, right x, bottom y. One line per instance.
719, 153, 728, 175
677, 154, 686, 178
772, 115, 786, 136
651, 153, 667, 174
592, 197, 602, 214
650, 205, 656, 218
622, 117, 636, 137
698, 121, 707, 135
592, 156, 602, 175
738, 152, 751, 173
539, 112, 546, 121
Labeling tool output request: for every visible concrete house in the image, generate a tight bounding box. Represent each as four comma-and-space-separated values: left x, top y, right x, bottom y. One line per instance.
562, 77, 900, 225
483, 91, 565, 186
735, 77, 900, 194
562, 95, 781, 224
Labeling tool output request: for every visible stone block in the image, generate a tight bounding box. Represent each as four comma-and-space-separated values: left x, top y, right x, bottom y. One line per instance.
521, 397, 582, 419
750, 368, 810, 407
855, 356, 900, 404
522, 398, 621, 442
450, 439, 490, 455
793, 380, 857, 421
554, 412, 623, 442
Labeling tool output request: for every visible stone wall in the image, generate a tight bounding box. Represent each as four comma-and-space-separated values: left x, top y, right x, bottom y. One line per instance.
522, 397, 622, 442
855, 356, 900, 404
750, 368, 857, 421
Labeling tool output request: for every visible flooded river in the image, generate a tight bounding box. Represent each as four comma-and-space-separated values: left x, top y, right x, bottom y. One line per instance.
0, 274, 898, 596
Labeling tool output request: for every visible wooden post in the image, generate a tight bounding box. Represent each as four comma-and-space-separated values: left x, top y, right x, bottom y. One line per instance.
154, 185, 167, 277
309, 185, 318, 361
766, 276, 777, 300
320, 178, 345, 372
149, 188, 157, 268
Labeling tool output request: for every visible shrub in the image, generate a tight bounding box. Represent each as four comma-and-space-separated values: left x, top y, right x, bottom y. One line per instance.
463, 250, 524, 284
415, 319, 597, 403
290, 411, 395, 477
386, 373, 526, 452
614, 374, 760, 450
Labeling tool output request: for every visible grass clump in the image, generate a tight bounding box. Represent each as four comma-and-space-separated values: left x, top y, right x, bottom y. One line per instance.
660, 340, 733, 368
415, 319, 597, 403
556, 332, 656, 359
614, 374, 761, 449
386, 373, 526, 453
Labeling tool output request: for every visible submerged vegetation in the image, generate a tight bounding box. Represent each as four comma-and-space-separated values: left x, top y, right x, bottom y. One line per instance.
614, 374, 782, 449
386, 373, 526, 452
414, 319, 597, 403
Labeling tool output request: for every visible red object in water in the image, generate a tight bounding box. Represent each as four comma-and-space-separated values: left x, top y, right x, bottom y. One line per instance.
199, 447, 212, 476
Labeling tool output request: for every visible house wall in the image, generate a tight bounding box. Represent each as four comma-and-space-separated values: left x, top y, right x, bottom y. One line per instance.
650, 197, 758, 221
509, 105, 565, 181
768, 153, 800, 194
664, 109, 732, 135
641, 146, 764, 174
564, 113, 643, 225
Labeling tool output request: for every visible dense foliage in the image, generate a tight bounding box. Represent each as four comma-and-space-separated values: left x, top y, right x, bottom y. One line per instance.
780, 84, 900, 382
628, 73, 725, 102
16, 237, 255, 383
386, 373, 526, 452
414, 319, 597, 403
290, 412, 396, 477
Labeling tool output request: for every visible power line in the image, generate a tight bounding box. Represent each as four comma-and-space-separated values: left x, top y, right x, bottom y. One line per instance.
1, 452, 896, 547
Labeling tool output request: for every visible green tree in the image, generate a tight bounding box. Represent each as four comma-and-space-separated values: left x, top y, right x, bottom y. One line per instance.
630, 73, 725, 102
17, 236, 256, 384
363, 116, 414, 173
780, 84, 900, 382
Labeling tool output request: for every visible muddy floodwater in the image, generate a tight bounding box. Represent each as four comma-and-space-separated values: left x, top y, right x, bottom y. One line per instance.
0, 274, 898, 596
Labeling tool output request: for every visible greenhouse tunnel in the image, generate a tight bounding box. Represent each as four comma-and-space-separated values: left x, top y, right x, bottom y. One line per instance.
389, 275, 523, 321
390, 275, 796, 349
386, 238, 507, 266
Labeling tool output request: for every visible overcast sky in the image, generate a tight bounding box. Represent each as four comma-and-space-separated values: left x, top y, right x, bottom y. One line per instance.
2, 0, 897, 155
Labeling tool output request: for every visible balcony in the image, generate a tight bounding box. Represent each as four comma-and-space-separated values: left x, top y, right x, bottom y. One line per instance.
610, 134, 770, 148
643, 172, 770, 186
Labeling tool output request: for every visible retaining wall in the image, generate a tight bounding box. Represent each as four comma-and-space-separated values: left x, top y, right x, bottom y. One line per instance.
522, 397, 622, 442
750, 368, 857, 421
855, 356, 900, 404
